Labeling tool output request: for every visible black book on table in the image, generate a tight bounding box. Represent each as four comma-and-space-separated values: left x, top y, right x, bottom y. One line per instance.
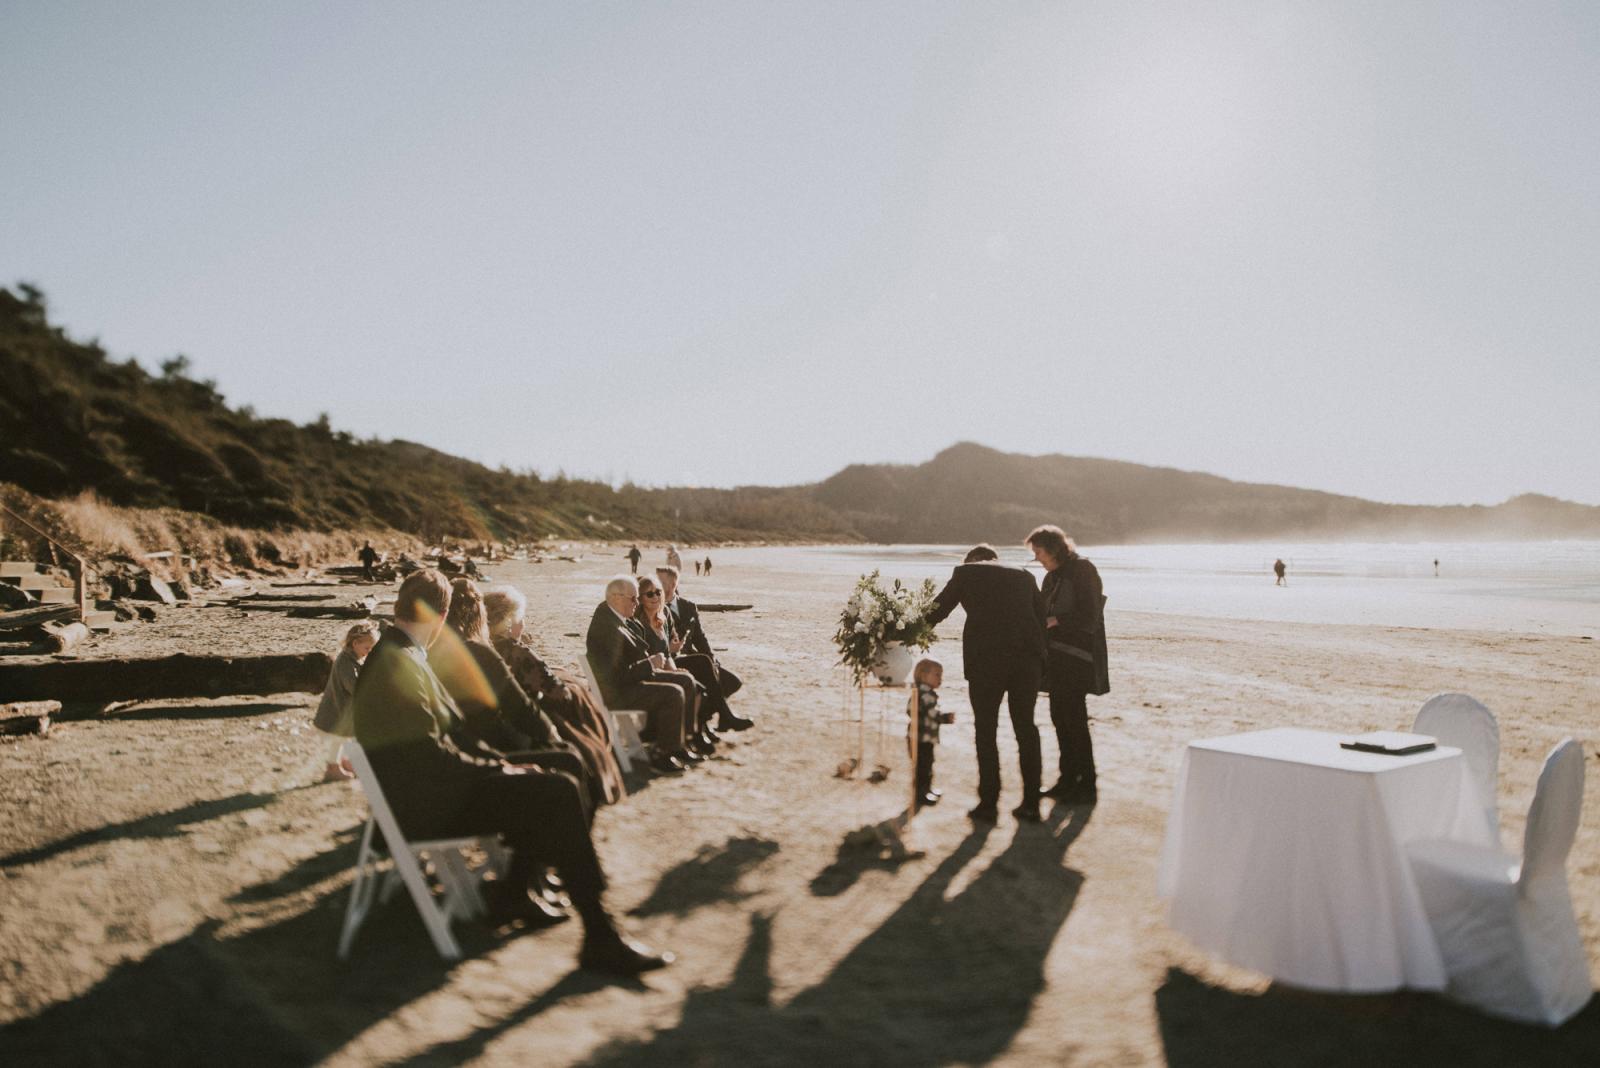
1340, 730, 1437, 756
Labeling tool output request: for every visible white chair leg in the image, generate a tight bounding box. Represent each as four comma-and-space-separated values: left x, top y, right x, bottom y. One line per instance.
338, 819, 379, 960
392, 846, 463, 961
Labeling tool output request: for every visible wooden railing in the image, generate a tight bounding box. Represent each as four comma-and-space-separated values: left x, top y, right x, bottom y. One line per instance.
0, 502, 88, 622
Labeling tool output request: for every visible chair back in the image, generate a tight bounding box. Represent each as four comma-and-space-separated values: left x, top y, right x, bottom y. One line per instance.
1414, 693, 1500, 839
344, 742, 410, 851
1519, 738, 1586, 888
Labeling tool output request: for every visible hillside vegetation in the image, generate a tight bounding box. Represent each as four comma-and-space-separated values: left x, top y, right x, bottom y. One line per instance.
816, 443, 1600, 544
6, 284, 1597, 562
0, 285, 851, 547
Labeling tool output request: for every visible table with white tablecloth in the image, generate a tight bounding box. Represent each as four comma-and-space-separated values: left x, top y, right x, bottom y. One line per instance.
1156, 727, 1495, 992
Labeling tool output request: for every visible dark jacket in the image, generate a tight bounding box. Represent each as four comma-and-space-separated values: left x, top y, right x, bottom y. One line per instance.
349, 626, 501, 837
633, 609, 677, 661
429, 636, 562, 754
925, 561, 1046, 682
585, 601, 657, 702
1040, 556, 1110, 696
666, 595, 712, 658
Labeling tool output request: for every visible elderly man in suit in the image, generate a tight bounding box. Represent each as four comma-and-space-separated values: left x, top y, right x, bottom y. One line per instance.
925, 544, 1048, 823
585, 574, 698, 774
658, 565, 751, 733
350, 569, 670, 975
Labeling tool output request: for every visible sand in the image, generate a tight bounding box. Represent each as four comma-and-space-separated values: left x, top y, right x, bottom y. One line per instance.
1, 548, 1597, 1066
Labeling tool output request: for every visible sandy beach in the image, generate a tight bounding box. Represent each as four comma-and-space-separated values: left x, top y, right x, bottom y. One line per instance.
2, 546, 1597, 1065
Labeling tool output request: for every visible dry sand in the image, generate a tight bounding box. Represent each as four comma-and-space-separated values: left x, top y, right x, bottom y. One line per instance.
1, 548, 1597, 1066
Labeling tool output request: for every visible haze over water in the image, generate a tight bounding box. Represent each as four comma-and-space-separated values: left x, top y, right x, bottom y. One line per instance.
731, 542, 1600, 638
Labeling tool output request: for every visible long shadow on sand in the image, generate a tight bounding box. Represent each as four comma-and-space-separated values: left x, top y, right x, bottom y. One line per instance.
0, 790, 278, 869
1156, 966, 1600, 1067
0, 831, 549, 1065
576, 803, 1093, 1066
628, 835, 781, 918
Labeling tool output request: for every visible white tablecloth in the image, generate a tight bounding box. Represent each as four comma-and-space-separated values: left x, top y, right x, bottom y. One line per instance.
1156, 727, 1494, 992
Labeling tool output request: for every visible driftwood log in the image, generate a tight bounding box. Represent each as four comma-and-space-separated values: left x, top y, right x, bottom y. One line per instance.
0, 604, 79, 633
0, 652, 333, 703
698, 603, 753, 612
1, 700, 58, 736
235, 592, 338, 603
40, 620, 91, 653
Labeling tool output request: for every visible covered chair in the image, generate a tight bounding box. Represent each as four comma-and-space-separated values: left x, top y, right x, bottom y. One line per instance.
1406, 738, 1592, 1026
1414, 692, 1500, 845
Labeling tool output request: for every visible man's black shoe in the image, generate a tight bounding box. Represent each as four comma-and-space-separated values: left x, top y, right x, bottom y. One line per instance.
967, 804, 998, 824
1041, 780, 1072, 801
698, 727, 720, 748
716, 714, 754, 732
674, 746, 704, 766
1012, 802, 1043, 823
579, 930, 675, 977
487, 887, 570, 929
648, 750, 686, 774
920, 791, 941, 807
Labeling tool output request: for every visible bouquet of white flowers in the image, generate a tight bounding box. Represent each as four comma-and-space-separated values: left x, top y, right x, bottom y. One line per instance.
833, 570, 940, 686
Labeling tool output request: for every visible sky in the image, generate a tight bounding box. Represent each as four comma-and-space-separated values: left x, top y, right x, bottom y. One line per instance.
3, 1, 1599, 506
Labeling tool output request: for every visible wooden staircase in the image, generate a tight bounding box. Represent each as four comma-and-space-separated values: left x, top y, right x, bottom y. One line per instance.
0, 561, 119, 632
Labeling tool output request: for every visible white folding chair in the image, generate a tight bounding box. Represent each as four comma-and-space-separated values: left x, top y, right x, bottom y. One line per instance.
338, 742, 503, 962
1407, 738, 1592, 1026
1414, 692, 1501, 845
579, 655, 649, 773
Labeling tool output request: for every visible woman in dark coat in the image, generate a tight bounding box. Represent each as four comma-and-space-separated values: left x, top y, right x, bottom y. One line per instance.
431, 579, 598, 820
1026, 524, 1108, 804
482, 586, 628, 806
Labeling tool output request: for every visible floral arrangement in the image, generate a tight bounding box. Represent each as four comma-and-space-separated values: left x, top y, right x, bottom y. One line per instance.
833, 570, 940, 685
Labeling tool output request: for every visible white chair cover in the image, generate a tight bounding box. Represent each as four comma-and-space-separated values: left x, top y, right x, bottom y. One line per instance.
1406, 738, 1593, 1026
580, 655, 649, 773
1414, 693, 1500, 845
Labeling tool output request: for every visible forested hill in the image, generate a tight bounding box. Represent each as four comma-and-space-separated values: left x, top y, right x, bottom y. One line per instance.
811, 442, 1600, 544
0, 285, 851, 543
6, 285, 1597, 548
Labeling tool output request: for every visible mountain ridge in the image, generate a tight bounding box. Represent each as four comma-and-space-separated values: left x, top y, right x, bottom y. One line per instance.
6, 284, 1598, 550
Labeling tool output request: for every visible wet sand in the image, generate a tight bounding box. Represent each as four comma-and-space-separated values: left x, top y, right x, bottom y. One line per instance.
2, 548, 1597, 1065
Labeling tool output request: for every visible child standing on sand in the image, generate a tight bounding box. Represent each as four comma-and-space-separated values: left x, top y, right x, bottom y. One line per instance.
312, 620, 381, 782
908, 656, 954, 810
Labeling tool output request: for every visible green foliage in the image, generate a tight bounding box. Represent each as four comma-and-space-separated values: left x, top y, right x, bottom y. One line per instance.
0, 285, 858, 542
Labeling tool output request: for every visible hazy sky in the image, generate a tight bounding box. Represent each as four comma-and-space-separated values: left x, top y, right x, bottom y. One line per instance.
4, 2, 1598, 505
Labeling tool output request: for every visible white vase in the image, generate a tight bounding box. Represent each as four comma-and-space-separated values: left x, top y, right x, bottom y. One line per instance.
869, 642, 916, 686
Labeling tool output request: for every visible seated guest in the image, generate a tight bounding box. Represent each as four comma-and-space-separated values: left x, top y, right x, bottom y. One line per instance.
659, 565, 751, 731
483, 586, 626, 807
634, 574, 717, 756
584, 575, 698, 774
431, 578, 594, 822
312, 620, 381, 782
351, 569, 670, 975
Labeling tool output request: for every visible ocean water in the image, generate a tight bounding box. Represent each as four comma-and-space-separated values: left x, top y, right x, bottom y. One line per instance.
751, 541, 1600, 638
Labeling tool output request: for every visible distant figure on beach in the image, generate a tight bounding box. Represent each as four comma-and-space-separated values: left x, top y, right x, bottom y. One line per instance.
694, 559, 702, 576
626, 545, 642, 574
1273, 559, 1287, 586
1434, 558, 1440, 577
703, 555, 713, 576
350, 569, 670, 975
463, 557, 481, 578
312, 620, 380, 782
358, 541, 379, 581
925, 543, 1046, 824
666, 544, 683, 572
907, 656, 953, 811
1029, 525, 1108, 806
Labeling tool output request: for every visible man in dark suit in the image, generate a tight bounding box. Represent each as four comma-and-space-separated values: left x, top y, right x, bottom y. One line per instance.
351, 569, 670, 975
925, 544, 1047, 823
585, 575, 696, 773
658, 565, 751, 732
